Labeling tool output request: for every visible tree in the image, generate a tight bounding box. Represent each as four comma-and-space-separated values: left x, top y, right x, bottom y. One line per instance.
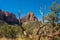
50, 1, 60, 13
44, 1, 60, 27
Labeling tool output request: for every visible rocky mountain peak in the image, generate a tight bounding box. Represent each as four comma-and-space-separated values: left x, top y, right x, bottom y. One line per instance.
27, 11, 33, 16
21, 11, 38, 22
0, 10, 19, 24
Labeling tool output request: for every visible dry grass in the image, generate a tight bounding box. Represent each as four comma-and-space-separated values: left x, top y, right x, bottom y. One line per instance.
0, 37, 15, 40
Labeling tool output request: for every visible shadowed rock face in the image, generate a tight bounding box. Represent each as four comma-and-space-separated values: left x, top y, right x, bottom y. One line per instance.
21, 11, 38, 22
0, 10, 19, 24
0, 10, 5, 20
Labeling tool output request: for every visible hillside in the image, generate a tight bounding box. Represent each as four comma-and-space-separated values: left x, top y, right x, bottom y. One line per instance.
0, 19, 60, 40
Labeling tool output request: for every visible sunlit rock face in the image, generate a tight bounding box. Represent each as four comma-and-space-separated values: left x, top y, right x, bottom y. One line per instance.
21, 11, 38, 22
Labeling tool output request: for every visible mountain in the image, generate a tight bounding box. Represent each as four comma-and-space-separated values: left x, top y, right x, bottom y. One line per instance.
21, 11, 38, 22
0, 10, 19, 24
0, 10, 38, 24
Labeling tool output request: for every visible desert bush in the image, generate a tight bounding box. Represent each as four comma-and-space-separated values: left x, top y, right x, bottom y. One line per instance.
0, 23, 21, 38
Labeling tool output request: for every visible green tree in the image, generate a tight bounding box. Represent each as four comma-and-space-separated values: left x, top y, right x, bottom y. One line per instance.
44, 1, 60, 27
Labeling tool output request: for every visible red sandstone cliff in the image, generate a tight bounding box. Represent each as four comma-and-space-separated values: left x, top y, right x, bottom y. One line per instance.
21, 11, 38, 22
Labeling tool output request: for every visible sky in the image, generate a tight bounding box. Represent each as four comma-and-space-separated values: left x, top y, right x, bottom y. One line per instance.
0, 0, 60, 21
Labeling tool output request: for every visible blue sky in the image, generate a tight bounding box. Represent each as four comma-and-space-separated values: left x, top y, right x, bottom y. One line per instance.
0, 0, 60, 21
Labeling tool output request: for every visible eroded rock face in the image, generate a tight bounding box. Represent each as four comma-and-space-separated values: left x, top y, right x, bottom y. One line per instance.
21, 11, 38, 22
